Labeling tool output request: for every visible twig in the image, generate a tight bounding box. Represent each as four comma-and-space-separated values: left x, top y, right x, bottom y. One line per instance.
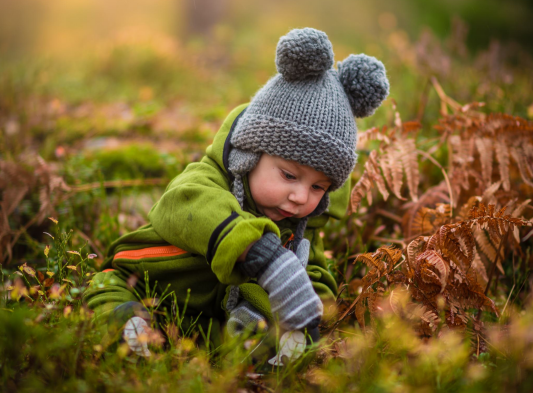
335, 329, 358, 336
70, 178, 167, 193
430, 76, 462, 114
476, 230, 510, 321
484, 230, 510, 296
75, 229, 104, 260
246, 380, 275, 393
375, 208, 403, 223
369, 236, 406, 246
416, 149, 454, 214
416, 77, 431, 121
499, 283, 516, 320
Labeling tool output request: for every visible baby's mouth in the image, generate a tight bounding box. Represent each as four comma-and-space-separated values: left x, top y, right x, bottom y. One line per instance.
277, 208, 295, 218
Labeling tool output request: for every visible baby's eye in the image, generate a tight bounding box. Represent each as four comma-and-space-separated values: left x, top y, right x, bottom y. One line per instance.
312, 185, 326, 191
282, 171, 296, 180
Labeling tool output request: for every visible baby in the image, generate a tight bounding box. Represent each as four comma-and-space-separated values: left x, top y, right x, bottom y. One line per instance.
84, 27, 389, 358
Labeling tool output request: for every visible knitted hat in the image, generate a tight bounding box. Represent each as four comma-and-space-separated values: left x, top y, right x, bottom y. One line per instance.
228, 27, 389, 247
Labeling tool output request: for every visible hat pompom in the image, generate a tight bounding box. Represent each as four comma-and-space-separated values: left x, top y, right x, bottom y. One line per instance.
337, 54, 389, 118
276, 28, 334, 81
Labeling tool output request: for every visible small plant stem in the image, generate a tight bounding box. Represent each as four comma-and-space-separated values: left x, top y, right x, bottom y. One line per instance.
246, 380, 275, 393
416, 77, 431, 121
75, 229, 104, 261
484, 230, 509, 296
500, 283, 516, 320
70, 178, 167, 193
369, 236, 405, 246
375, 208, 403, 223
416, 149, 454, 213
431, 76, 462, 113
476, 229, 509, 321
73, 318, 88, 376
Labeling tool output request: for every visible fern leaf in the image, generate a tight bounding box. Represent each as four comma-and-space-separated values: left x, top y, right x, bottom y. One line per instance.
474, 227, 504, 274
475, 137, 493, 186
494, 137, 511, 191
367, 150, 390, 201
379, 149, 404, 199
397, 139, 419, 201
355, 253, 383, 273
350, 170, 373, 212
417, 250, 450, 292
406, 236, 428, 271
511, 145, 533, 187
471, 250, 488, 287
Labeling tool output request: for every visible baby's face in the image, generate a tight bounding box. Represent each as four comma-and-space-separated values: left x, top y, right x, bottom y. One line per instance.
248, 154, 331, 221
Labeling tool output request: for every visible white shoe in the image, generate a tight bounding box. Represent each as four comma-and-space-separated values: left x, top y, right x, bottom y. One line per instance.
123, 316, 152, 357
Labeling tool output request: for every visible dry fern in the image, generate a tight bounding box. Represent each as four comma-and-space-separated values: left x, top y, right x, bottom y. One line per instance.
0, 157, 71, 264
332, 203, 531, 336
350, 106, 420, 212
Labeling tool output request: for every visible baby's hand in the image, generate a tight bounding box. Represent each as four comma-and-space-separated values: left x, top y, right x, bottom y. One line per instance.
239, 233, 322, 331
226, 299, 268, 337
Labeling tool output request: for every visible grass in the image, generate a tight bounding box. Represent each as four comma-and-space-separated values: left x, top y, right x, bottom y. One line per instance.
2, 2, 533, 391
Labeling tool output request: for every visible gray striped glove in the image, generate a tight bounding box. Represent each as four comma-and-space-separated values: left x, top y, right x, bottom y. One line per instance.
226, 300, 268, 337
239, 233, 322, 331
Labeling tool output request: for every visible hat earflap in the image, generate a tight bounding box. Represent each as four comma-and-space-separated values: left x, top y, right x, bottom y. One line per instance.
228, 148, 261, 208
337, 54, 390, 118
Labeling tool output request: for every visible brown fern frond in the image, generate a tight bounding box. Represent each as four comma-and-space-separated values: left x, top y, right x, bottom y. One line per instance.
471, 250, 488, 287
410, 204, 452, 238
367, 150, 390, 201
350, 170, 373, 213
511, 199, 532, 242
512, 199, 532, 219
494, 137, 511, 191
485, 113, 533, 134
454, 224, 476, 266
417, 250, 450, 292
511, 145, 533, 187
402, 120, 422, 134
475, 137, 494, 186
436, 225, 471, 271
350, 150, 389, 212
480, 181, 501, 206
473, 228, 504, 274
402, 182, 450, 238
368, 284, 385, 323
355, 294, 367, 330
357, 126, 390, 146
397, 138, 419, 201
420, 308, 440, 332
378, 149, 404, 200
458, 196, 481, 221
377, 245, 403, 273
406, 236, 428, 271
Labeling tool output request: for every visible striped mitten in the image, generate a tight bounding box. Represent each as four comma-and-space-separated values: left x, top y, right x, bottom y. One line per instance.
239, 233, 323, 331
226, 300, 268, 337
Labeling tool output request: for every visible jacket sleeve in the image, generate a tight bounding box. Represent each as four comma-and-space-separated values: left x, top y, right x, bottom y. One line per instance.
83, 270, 138, 325
304, 177, 351, 302
148, 157, 280, 286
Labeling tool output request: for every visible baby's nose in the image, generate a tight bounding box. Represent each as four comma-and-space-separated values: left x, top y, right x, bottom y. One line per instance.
288, 186, 309, 205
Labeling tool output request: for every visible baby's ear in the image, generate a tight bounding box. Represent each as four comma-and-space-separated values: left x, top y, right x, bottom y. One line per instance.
337, 54, 390, 118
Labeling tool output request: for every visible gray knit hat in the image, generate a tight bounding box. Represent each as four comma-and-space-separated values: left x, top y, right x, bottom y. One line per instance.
228, 27, 389, 247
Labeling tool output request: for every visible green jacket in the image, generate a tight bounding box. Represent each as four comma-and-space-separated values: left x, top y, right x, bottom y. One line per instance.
83, 104, 349, 345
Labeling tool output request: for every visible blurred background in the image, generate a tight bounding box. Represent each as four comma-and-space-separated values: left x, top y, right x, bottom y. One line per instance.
1, 0, 533, 260
2, 0, 532, 152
